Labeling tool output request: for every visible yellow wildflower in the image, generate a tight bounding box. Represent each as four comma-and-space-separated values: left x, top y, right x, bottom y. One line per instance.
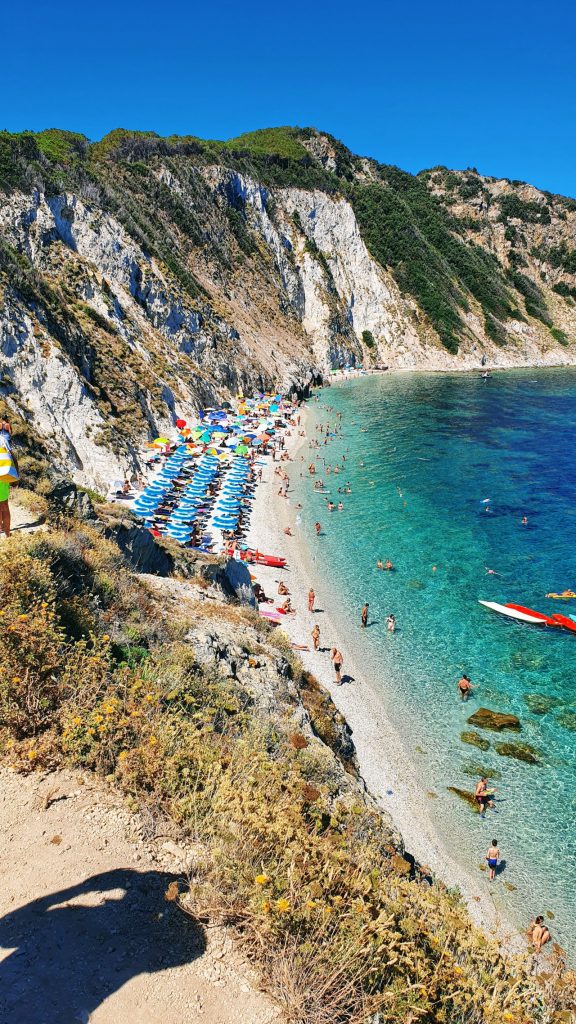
305, 900, 317, 910
88, 728, 96, 736
18, 614, 28, 621
12, 676, 21, 684
262, 901, 271, 914
255, 874, 270, 886
102, 634, 110, 642
118, 750, 128, 760
72, 716, 82, 725
149, 735, 158, 745
275, 898, 290, 914
28, 750, 37, 760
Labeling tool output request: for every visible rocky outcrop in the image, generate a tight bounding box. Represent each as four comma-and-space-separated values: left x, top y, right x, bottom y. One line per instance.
467, 708, 521, 732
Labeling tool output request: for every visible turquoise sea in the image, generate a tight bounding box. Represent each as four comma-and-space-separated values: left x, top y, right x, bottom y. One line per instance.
295, 369, 576, 950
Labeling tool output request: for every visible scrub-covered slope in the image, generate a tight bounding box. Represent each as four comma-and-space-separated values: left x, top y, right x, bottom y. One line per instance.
1, 126, 576, 487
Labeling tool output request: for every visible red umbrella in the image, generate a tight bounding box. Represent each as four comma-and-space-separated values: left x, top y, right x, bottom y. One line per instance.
176, 418, 186, 428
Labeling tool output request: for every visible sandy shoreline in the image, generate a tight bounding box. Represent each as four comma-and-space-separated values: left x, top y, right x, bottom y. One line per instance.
246, 402, 520, 945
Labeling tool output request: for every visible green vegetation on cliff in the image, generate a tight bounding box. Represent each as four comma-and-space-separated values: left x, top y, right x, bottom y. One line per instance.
0, 124, 573, 358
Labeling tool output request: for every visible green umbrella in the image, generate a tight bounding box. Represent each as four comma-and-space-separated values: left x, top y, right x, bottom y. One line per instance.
234, 444, 249, 455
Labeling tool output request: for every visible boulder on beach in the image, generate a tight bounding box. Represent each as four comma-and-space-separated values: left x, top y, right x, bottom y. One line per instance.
467, 707, 521, 732
460, 730, 490, 751
494, 741, 541, 764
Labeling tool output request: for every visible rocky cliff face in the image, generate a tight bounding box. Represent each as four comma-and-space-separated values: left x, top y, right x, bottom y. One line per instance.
1, 127, 576, 487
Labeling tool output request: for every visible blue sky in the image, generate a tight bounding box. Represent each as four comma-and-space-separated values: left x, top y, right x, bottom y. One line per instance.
3, 0, 576, 195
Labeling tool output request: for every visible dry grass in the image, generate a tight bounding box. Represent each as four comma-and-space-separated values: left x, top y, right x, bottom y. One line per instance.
0, 524, 575, 1023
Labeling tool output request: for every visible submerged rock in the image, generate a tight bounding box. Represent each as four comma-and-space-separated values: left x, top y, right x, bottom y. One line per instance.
461, 730, 490, 751
523, 693, 563, 715
467, 708, 521, 732
447, 786, 478, 810
555, 709, 576, 731
494, 741, 541, 764
461, 761, 502, 780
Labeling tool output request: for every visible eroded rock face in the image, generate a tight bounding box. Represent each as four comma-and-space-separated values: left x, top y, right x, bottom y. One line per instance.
467, 708, 521, 732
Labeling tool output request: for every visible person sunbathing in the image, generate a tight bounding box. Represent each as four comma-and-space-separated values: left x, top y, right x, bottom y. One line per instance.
278, 581, 290, 595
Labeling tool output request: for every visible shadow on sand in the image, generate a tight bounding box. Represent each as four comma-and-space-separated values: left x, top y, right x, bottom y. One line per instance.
0, 868, 205, 1023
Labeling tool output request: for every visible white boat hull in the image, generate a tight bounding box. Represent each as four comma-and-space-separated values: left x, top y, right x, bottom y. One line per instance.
478, 600, 546, 624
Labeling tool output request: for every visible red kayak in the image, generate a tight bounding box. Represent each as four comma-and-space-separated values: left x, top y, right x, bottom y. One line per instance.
229, 547, 287, 568
256, 554, 287, 568
551, 613, 576, 633
506, 604, 561, 627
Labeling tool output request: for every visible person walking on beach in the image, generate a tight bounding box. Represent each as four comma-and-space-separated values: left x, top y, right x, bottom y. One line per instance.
486, 840, 500, 881
457, 674, 473, 700
330, 647, 343, 685
361, 603, 369, 628
311, 624, 320, 651
308, 588, 315, 612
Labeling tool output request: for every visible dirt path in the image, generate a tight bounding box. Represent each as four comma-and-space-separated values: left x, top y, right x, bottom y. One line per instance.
0, 767, 281, 1024
5, 496, 47, 538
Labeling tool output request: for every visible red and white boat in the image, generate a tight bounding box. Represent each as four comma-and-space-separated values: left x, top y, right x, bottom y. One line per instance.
505, 604, 561, 627
478, 600, 546, 624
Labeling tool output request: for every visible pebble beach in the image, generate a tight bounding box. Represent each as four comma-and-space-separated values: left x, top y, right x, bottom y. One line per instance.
246, 401, 511, 942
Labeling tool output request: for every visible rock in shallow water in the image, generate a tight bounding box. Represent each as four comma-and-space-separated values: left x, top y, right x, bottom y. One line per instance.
523, 693, 563, 715
461, 761, 502, 780
467, 707, 521, 732
494, 741, 541, 764
460, 730, 491, 751
555, 709, 576, 731
447, 786, 478, 810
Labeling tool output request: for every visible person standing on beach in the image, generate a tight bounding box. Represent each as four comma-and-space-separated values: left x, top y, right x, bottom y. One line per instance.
311, 624, 320, 651
486, 840, 500, 881
330, 648, 343, 684
315, 522, 322, 536
386, 614, 395, 633
361, 603, 369, 628
308, 588, 315, 612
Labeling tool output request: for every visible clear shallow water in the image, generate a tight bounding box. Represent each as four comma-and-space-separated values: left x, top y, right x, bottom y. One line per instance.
295, 369, 576, 948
